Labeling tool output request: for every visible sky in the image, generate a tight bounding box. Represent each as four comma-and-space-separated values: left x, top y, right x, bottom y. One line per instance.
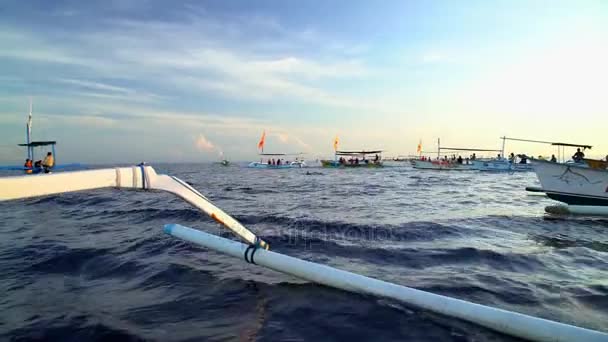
0, 0, 607, 163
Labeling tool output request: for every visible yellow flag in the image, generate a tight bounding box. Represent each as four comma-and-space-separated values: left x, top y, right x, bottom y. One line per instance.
333, 136, 339, 151
417, 140, 422, 153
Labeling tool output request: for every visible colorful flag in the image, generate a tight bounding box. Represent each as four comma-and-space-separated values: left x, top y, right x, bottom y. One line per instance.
333, 136, 339, 151
258, 131, 266, 151
417, 140, 422, 153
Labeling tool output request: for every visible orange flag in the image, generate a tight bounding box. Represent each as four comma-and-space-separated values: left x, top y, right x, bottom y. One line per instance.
333, 136, 339, 151
417, 140, 422, 153
258, 131, 266, 151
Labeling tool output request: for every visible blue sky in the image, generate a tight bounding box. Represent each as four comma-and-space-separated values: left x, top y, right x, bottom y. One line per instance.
1, 0, 607, 163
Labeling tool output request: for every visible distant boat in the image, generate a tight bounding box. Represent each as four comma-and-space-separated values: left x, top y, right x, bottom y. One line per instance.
248, 130, 307, 169
412, 159, 476, 170
412, 138, 500, 171
220, 159, 230, 166
0, 100, 83, 174
531, 158, 608, 206
248, 153, 307, 169
321, 150, 384, 168
473, 137, 593, 172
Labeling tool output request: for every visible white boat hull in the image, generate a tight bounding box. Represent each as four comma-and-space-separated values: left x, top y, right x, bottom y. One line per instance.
473, 160, 533, 172
532, 159, 608, 206
248, 161, 306, 169
412, 160, 476, 171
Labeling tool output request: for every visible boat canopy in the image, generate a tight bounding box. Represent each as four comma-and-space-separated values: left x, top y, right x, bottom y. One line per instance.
18, 141, 56, 147
336, 150, 383, 156
501, 137, 592, 150
551, 142, 592, 149
259, 152, 305, 156
439, 147, 502, 152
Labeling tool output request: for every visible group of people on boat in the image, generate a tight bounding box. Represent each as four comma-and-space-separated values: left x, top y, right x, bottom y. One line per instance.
337, 154, 381, 166
24, 152, 54, 174
265, 158, 290, 166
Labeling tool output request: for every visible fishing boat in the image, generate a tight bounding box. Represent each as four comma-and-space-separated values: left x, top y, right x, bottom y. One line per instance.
530, 158, 608, 207
472, 137, 533, 172
412, 139, 500, 171
474, 137, 592, 172
0, 101, 82, 174
1, 165, 607, 342
321, 150, 383, 168
248, 153, 307, 168
248, 131, 307, 169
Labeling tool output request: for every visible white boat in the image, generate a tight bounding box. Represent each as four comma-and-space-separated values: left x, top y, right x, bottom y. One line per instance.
249, 130, 307, 169
412, 160, 476, 170
248, 160, 306, 169
531, 159, 608, 206
412, 139, 500, 171
473, 159, 533, 172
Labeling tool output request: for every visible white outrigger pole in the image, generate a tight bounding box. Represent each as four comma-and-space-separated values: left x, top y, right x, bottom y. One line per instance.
1, 166, 607, 341
0, 165, 269, 249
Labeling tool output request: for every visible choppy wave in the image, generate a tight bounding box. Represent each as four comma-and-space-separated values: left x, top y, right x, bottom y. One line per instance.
1, 163, 607, 340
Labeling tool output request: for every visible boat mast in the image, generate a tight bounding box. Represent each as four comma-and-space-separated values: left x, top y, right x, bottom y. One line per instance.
500, 136, 506, 159
26, 99, 33, 160
437, 138, 440, 160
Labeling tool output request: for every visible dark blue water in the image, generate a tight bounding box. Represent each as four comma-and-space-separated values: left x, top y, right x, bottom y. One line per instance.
1, 163, 607, 341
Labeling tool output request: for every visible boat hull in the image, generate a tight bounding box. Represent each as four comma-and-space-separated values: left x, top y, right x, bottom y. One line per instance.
320, 160, 383, 168
473, 160, 533, 172
248, 162, 306, 169
532, 159, 608, 206
412, 160, 475, 170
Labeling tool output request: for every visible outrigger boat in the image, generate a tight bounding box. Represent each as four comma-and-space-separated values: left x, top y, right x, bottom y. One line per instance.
248, 130, 306, 168
0, 101, 82, 174
412, 139, 501, 171
475, 137, 592, 172
321, 150, 383, 168
248, 153, 307, 169
0, 166, 606, 341
528, 157, 608, 216
473, 137, 533, 172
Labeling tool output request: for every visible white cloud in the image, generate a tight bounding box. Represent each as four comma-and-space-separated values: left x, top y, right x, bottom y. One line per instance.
195, 133, 215, 152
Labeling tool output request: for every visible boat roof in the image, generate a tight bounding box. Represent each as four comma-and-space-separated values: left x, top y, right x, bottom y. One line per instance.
18, 141, 56, 147
439, 147, 502, 152
259, 152, 305, 156
551, 142, 592, 149
336, 150, 383, 155
501, 137, 592, 149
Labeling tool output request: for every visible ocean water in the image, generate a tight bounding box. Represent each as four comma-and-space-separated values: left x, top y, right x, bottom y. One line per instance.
1, 163, 607, 341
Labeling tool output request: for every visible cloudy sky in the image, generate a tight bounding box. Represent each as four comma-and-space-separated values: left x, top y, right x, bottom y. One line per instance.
1, 0, 607, 163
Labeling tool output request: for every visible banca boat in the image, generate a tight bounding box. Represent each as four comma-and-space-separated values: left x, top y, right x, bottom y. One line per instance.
321, 150, 384, 168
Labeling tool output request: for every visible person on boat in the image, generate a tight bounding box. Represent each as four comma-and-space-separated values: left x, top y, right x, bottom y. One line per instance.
355, 157, 359, 165
519, 155, 528, 164
277, 159, 281, 166
267, 159, 271, 165
550, 154, 557, 162
42, 152, 54, 173
471, 153, 476, 161
508, 153, 515, 163
24, 159, 33, 174
457, 155, 463, 164
572, 148, 585, 163
374, 154, 379, 162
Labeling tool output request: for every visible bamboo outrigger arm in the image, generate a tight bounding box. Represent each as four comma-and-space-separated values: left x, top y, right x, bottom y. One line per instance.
0, 165, 269, 249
